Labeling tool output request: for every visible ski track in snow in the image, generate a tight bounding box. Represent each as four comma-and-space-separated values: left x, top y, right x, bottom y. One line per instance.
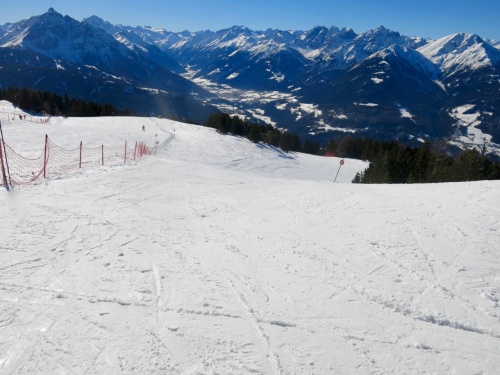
0, 102, 499, 374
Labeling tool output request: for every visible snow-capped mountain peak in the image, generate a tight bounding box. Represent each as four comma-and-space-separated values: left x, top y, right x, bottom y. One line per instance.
0, 8, 132, 67
83, 15, 117, 33
418, 33, 500, 72
372, 44, 438, 76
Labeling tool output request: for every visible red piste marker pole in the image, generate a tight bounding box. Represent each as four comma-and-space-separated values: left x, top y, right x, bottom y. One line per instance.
334, 159, 345, 183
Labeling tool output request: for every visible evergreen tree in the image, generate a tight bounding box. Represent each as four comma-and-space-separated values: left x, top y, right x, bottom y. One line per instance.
246, 124, 262, 143
230, 116, 245, 136
262, 129, 280, 147
302, 140, 321, 155
279, 132, 301, 152
449, 149, 484, 182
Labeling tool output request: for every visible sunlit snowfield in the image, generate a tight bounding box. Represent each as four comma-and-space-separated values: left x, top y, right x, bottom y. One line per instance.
1, 101, 499, 374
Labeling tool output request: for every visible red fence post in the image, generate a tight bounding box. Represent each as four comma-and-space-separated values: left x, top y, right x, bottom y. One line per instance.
79, 141, 82, 168
43, 134, 48, 178
0, 120, 13, 189
134, 141, 137, 160
0, 141, 8, 188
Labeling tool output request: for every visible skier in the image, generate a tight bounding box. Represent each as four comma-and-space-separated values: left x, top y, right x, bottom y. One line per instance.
142, 125, 145, 132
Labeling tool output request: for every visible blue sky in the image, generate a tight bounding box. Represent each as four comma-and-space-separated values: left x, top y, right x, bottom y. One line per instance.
1, 0, 499, 41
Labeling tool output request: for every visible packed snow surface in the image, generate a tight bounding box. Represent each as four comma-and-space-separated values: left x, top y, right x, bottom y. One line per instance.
1, 102, 499, 374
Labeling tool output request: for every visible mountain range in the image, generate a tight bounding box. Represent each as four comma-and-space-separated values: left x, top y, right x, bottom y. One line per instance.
1, 8, 499, 155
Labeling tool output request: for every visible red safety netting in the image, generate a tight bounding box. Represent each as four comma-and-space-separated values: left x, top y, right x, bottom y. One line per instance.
1, 142, 45, 186
0, 135, 155, 188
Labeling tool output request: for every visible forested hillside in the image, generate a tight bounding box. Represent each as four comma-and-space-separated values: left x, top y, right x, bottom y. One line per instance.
326, 137, 500, 183
0, 87, 134, 117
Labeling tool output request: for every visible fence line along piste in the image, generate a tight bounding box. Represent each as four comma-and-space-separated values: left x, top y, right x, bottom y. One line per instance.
0, 133, 155, 189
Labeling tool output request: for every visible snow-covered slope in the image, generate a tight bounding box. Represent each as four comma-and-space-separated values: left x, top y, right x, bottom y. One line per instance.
1, 101, 499, 374
371, 44, 438, 76
0, 101, 363, 182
